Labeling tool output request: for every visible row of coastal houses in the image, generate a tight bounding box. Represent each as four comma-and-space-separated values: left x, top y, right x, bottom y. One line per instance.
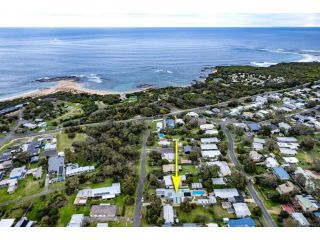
153, 112, 255, 227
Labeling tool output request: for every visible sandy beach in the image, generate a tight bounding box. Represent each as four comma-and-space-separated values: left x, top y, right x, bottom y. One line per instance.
0, 79, 152, 102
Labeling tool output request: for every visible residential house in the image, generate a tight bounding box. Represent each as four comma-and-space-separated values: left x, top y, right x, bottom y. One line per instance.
200, 124, 214, 131
156, 188, 192, 205
295, 195, 319, 212
205, 129, 218, 135
273, 167, 290, 181
0, 218, 15, 227
74, 183, 121, 205
207, 161, 231, 177
183, 145, 192, 154
48, 155, 65, 177
67, 214, 84, 227
201, 144, 218, 151
248, 123, 261, 132
90, 205, 117, 222
276, 181, 296, 195
163, 175, 186, 188
156, 122, 163, 131
163, 205, 174, 224
201, 150, 221, 159
283, 157, 299, 164
277, 137, 298, 143
161, 148, 175, 162
66, 164, 95, 177
279, 122, 292, 133
200, 138, 219, 144
162, 164, 181, 173
279, 148, 297, 156
14, 217, 35, 227
165, 119, 175, 129
228, 217, 255, 227
186, 112, 199, 118
214, 188, 244, 203
233, 203, 251, 218
265, 157, 279, 168
292, 212, 310, 227
9, 166, 26, 179
212, 177, 226, 185
249, 151, 262, 162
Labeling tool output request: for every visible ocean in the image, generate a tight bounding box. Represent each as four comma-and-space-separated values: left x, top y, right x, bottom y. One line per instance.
0, 27, 320, 99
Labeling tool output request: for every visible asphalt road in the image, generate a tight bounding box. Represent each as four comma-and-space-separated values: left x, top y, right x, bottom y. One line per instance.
1, 81, 317, 147
133, 127, 149, 227
221, 123, 276, 227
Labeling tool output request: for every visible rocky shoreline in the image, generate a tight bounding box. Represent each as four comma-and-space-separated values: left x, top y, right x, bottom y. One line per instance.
35, 76, 81, 83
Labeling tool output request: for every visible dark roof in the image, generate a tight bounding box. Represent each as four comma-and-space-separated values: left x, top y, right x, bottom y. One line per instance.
183, 145, 192, 153
248, 123, 261, 131
314, 211, 320, 218
27, 141, 40, 156
48, 155, 65, 176
0, 104, 24, 115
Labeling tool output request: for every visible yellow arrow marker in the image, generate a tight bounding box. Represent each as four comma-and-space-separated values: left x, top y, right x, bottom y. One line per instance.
172, 140, 181, 192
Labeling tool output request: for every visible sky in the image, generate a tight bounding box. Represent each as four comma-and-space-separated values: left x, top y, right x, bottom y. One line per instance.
0, 0, 320, 27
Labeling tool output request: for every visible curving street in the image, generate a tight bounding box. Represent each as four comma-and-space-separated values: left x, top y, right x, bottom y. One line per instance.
221, 123, 276, 227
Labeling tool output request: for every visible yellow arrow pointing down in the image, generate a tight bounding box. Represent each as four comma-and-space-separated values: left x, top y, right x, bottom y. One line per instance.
172, 140, 181, 192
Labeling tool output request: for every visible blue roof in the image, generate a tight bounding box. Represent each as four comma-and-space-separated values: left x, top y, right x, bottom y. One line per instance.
228, 217, 255, 227
166, 119, 175, 128
248, 123, 261, 131
273, 167, 290, 180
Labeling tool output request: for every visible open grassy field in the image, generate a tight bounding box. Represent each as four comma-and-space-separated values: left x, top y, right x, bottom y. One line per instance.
56, 132, 87, 152
175, 205, 214, 224
296, 134, 320, 168
0, 175, 44, 203
181, 165, 198, 175
57, 194, 91, 226
255, 185, 281, 212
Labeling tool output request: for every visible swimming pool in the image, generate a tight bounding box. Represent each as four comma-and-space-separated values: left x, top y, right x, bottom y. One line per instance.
159, 132, 165, 139
192, 190, 206, 196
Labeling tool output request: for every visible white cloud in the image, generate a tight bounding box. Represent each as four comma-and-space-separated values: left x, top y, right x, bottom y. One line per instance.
0, 0, 320, 27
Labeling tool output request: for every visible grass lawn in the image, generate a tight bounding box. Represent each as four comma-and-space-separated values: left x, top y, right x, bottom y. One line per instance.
175, 205, 214, 224
297, 146, 320, 168
57, 194, 91, 226
56, 132, 87, 152
80, 178, 113, 189
296, 134, 320, 168
0, 175, 44, 203
0, 140, 15, 153
255, 185, 281, 211
48, 181, 65, 190
212, 204, 235, 219
27, 196, 50, 220
181, 165, 198, 175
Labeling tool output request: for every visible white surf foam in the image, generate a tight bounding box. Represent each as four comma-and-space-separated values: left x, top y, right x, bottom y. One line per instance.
258, 48, 320, 64
297, 53, 320, 63
251, 61, 277, 67
155, 69, 173, 74
86, 74, 103, 83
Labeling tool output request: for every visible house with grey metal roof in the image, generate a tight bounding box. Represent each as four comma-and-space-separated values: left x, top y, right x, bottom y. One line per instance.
90, 205, 117, 222
48, 155, 65, 177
